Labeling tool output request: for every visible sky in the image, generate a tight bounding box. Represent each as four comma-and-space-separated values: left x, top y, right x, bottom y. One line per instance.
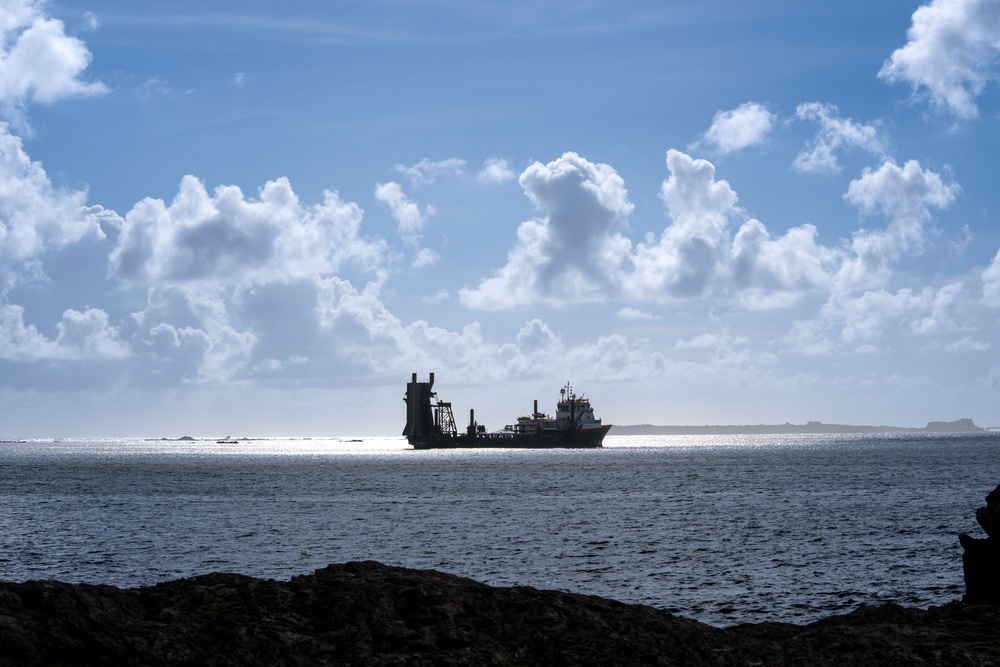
2, 0, 1000, 437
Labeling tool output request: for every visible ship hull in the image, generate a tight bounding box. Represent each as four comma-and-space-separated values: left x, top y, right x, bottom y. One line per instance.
408, 425, 611, 450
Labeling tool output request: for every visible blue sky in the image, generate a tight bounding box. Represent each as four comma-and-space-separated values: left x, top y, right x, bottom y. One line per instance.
2, 0, 1000, 437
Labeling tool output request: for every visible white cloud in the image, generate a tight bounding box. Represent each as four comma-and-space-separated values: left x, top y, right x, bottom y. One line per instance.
513, 318, 561, 357
0, 302, 59, 359
316, 276, 410, 372
374, 180, 434, 248
108, 176, 391, 384
231, 72, 248, 87
783, 280, 968, 358
562, 333, 668, 382
394, 157, 466, 187
628, 150, 737, 299
182, 288, 257, 382
477, 157, 516, 184
412, 247, 440, 268
981, 249, 1000, 306
111, 175, 385, 286
910, 282, 964, 334
845, 159, 957, 221
696, 102, 775, 155
0, 1, 106, 114
838, 159, 959, 291
0, 303, 128, 361
615, 307, 659, 321
422, 288, 449, 304
54, 308, 130, 360
0, 123, 108, 291
826, 289, 927, 343
462, 149, 964, 318
879, 0, 1000, 119
793, 103, 886, 174
459, 152, 634, 309
731, 219, 839, 309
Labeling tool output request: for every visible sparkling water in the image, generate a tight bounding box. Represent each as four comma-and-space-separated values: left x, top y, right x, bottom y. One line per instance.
0, 433, 995, 627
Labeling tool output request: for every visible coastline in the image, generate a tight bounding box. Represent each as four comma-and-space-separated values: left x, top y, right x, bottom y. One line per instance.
2, 561, 998, 666
612, 417, 987, 436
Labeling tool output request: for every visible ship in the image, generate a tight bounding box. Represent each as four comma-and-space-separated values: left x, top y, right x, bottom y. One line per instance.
403, 372, 612, 449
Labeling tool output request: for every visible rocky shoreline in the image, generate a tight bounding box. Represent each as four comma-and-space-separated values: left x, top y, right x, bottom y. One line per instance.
1, 560, 999, 666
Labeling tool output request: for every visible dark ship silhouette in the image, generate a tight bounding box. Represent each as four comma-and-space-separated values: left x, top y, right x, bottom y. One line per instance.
403, 373, 611, 449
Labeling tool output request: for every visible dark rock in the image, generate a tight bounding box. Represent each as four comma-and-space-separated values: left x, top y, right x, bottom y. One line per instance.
960, 484, 1000, 606
977, 485, 1000, 537
2, 562, 1000, 666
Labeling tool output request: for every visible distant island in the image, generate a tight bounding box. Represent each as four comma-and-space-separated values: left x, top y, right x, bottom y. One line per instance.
613, 418, 987, 436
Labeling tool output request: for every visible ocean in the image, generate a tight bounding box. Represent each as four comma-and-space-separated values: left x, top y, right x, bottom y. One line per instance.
0, 433, 996, 627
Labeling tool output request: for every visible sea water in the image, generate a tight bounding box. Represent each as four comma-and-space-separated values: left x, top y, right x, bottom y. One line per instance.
0, 433, 996, 627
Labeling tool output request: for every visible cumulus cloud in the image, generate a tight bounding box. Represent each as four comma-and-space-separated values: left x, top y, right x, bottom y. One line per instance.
316, 290, 671, 388
459, 152, 634, 309
793, 103, 886, 173
461, 148, 965, 319
183, 288, 257, 382
394, 157, 466, 187
462, 149, 836, 310
838, 159, 959, 290
54, 307, 130, 359
0, 303, 128, 361
0, 123, 109, 291
773, 157, 964, 353
731, 219, 840, 309
374, 180, 434, 251
846, 159, 957, 221
628, 150, 738, 299
477, 157, 516, 184
106, 176, 392, 382
696, 102, 775, 155
0, 0, 106, 115
826, 287, 950, 344
111, 175, 385, 286
879, 0, 1000, 119
316, 276, 508, 381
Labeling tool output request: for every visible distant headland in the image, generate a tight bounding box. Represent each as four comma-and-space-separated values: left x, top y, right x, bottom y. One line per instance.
613, 418, 987, 436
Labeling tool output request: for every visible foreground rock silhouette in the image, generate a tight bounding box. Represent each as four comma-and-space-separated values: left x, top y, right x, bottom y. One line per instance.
961, 483, 1000, 605
2, 561, 1000, 666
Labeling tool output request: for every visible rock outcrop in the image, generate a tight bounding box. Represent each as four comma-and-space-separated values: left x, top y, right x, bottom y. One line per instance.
960, 483, 1000, 605
2, 561, 1000, 666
